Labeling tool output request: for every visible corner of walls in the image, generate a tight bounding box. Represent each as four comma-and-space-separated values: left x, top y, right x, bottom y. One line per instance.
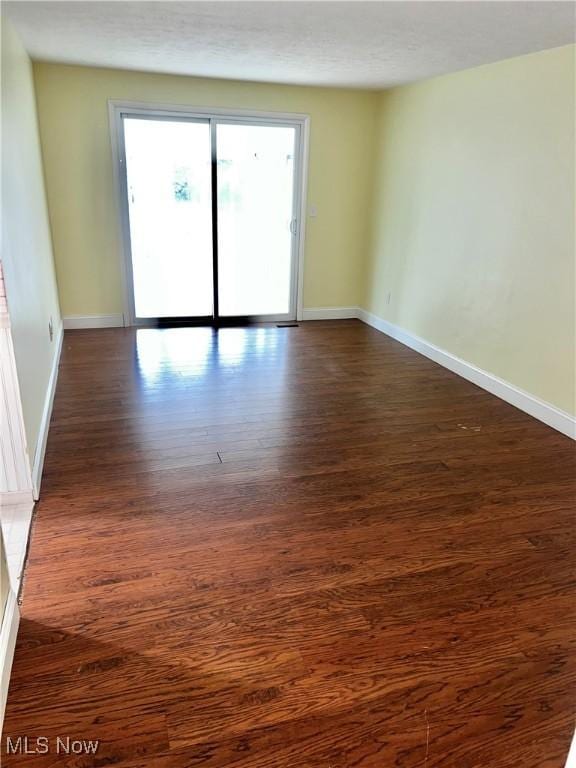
357, 308, 576, 440
359, 45, 576, 426
356, 90, 382, 313
360, 88, 386, 314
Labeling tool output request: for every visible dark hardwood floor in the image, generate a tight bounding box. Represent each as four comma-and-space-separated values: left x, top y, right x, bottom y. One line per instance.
2, 320, 575, 767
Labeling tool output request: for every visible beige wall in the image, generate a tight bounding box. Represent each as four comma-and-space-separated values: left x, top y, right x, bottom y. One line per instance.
32, 63, 378, 316
364, 45, 575, 415
1, 19, 61, 458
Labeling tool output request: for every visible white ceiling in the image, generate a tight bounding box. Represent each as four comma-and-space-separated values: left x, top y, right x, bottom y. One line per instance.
5, 1, 576, 89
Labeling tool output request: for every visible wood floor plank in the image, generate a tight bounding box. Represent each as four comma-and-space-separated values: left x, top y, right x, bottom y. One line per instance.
2, 321, 574, 767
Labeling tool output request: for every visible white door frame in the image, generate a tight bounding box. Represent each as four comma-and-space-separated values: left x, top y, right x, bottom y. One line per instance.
108, 100, 310, 326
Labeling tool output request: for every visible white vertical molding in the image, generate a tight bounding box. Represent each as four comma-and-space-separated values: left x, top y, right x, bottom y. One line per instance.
0, 261, 34, 505
0, 590, 20, 732
295, 116, 310, 322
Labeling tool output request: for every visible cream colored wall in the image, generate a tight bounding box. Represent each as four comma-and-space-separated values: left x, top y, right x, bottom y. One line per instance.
1, 19, 61, 457
32, 63, 378, 316
364, 45, 575, 415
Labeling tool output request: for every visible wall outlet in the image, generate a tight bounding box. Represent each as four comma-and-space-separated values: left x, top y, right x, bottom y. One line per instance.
48, 317, 53, 341
386, 291, 392, 305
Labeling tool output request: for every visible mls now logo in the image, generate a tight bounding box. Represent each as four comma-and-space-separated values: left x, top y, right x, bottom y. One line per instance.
6, 736, 100, 755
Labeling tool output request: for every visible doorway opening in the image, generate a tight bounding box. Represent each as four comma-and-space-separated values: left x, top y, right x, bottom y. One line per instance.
111, 103, 308, 326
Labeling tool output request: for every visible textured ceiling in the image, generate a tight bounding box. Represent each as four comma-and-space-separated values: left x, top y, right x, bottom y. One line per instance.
5, 1, 576, 89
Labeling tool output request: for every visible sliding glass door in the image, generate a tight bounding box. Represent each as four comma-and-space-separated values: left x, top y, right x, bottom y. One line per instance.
121, 112, 301, 324
217, 123, 296, 318
124, 117, 213, 320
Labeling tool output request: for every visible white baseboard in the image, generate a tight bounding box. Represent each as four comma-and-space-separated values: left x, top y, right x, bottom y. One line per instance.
302, 307, 358, 321
0, 490, 33, 506
0, 590, 20, 732
565, 730, 576, 768
357, 308, 576, 440
63, 314, 125, 329
31, 324, 64, 499
1, 499, 34, 592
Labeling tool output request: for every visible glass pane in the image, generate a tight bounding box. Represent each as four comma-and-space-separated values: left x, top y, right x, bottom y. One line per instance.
217, 123, 296, 317
124, 118, 213, 318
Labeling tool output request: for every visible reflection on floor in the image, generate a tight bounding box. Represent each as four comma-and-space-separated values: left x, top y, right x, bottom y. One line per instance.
2, 321, 575, 767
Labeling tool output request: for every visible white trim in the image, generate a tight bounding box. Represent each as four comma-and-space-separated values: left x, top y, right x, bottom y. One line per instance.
296, 117, 310, 322
108, 100, 309, 326
1, 499, 34, 592
565, 730, 576, 768
31, 324, 63, 499
302, 306, 359, 321
108, 99, 309, 123
0, 590, 20, 731
0, 490, 33, 506
108, 102, 136, 324
357, 308, 576, 440
0, 326, 33, 496
63, 314, 125, 329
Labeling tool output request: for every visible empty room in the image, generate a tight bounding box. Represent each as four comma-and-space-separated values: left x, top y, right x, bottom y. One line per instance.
1, 1, 575, 765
